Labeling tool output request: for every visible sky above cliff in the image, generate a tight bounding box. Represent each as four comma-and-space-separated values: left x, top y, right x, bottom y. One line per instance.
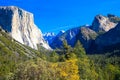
0, 0, 120, 34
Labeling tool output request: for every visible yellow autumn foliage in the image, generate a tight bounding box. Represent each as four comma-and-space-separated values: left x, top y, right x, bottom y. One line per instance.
55, 59, 80, 80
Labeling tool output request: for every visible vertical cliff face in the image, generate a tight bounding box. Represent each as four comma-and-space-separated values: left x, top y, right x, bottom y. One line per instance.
0, 6, 51, 49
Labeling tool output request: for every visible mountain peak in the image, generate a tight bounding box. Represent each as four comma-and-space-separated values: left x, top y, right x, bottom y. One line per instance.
56, 30, 65, 36
43, 32, 56, 45
0, 6, 18, 9
0, 6, 33, 18
60, 30, 65, 33
90, 14, 117, 32
95, 14, 106, 20
43, 32, 56, 37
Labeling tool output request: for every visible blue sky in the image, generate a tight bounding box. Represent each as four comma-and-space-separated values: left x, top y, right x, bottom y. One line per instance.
0, 0, 120, 34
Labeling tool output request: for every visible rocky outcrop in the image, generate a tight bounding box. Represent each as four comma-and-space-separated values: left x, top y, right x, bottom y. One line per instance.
77, 27, 97, 51
90, 15, 117, 32
0, 6, 51, 49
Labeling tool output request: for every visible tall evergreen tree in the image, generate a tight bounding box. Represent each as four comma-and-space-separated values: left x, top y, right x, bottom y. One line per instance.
73, 40, 86, 58
73, 40, 98, 80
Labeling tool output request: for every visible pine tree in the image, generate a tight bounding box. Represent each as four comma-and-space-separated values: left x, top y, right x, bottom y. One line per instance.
73, 40, 98, 80
62, 40, 71, 54
73, 40, 86, 58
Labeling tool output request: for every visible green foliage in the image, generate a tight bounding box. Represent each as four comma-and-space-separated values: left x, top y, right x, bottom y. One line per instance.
0, 31, 47, 79
0, 30, 120, 80
73, 41, 98, 80
13, 58, 56, 80
12, 58, 79, 80
59, 40, 74, 61
89, 54, 120, 80
59, 54, 66, 62
49, 51, 59, 62
62, 40, 72, 54
73, 40, 86, 58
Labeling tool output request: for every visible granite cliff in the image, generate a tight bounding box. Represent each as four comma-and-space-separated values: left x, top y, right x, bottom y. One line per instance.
0, 6, 51, 49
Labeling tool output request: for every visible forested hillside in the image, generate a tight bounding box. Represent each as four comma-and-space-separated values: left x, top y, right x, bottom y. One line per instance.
0, 29, 120, 80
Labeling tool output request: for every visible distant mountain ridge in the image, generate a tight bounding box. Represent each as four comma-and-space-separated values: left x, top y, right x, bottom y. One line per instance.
49, 14, 120, 54
43, 32, 56, 45
50, 27, 80, 49
0, 6, 51, 50
50, 26, 97, 51
43, 30, 65, 45
0, 6, 120, 54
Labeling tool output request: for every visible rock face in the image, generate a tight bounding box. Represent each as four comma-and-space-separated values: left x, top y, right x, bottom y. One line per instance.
77, 27, 97, 51
0, 6, 51, 49
95, 22, 120, 50
90, 15, 117, 32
